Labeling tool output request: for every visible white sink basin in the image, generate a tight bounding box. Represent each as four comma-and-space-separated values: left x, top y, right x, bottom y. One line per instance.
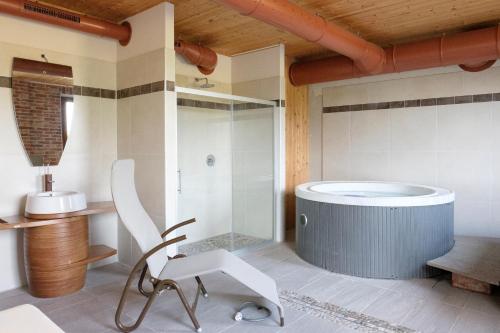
25, 191, 87, 215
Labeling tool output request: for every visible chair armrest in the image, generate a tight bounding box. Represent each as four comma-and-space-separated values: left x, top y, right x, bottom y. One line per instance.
131, 235, 186, 275
161, 218, 196, 239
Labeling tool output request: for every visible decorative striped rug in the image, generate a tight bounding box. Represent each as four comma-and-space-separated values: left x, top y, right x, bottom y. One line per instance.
279, 290, 417, 333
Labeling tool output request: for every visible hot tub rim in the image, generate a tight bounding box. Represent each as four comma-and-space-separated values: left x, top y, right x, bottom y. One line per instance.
295, 181, 455, 207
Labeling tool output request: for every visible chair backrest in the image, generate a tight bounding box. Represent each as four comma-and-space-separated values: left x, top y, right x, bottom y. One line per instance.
111, 159, 167, 278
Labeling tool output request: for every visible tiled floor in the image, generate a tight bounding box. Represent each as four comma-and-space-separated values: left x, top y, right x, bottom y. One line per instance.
1, 242, 500, 333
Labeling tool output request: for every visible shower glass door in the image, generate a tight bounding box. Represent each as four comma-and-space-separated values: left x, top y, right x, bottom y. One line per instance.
177, 89, 275, 254
231, 101, 275, 243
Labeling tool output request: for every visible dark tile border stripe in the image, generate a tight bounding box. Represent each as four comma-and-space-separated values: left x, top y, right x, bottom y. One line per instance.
100, 89, 116, 99
117, 80, 176, 99
233, 102, 273, 111
0, 76, 12, 88
323, 92, 500, 113
1, 76, 176, 100
177, 98, 272, 111
81, 86, 100, 98
272, 99, 286, 107
177, 98, 230, 110
166, 80, 175, 92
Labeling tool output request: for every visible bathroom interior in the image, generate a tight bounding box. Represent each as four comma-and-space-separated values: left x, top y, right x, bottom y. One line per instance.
1, 0, 500, 332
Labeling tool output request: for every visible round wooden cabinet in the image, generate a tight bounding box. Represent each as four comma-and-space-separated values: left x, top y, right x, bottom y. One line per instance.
24, 216, 89, 298
1, 202, 117, 298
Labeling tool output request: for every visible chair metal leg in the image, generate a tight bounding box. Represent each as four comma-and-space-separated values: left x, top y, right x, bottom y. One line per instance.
195, 276, 208, 298
116, 273, 163, 332
278, 306, 285, 327
173, 254, 208, 298
166, 279, 202, 332
138, 264, 153, 297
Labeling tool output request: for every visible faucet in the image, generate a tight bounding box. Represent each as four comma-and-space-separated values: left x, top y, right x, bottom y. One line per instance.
43, 164, 55, 192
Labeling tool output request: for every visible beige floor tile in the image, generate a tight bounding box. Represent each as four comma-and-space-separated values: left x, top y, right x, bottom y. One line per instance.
0, 287, 42, 311
464, 291, 500, 317
47, 298, 128, 333
297, 274, 345, 301
450, 308, 500, 333
275, 264, 326, 291
400, 300, 461, 333
324, 278, 385, 312
278, 313, 356, 333
363, 289, 423, 324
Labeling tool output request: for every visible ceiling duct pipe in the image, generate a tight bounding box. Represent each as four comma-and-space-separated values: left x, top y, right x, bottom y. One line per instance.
215, 0, 386, 74
0, 0, 131, 45
175, 40, 218, 75
290, 25, 500, 85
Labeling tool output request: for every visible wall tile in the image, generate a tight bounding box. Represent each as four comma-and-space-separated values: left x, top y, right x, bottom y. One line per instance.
437, 151, 492, 202
492, 102, 500, 148
130, 94, 165, 155
350, 109, 390, 152
490, 201, 500, 238
390, 107, 437, 151
323, 151, 350, 181
454, 198, 492, 237
309, 89, 323, 181
232, 76, 280, 100
437, 103, 492, 152
117, 99, 131, 157
134, 155, 165, 220
389, 151, 437, 185
350, 152, 390, 181
0, 89, 24, 155
322, 112, 350, 153
462, 67, 500, 95
323, 85, 368, 106
492, 153, 500, 202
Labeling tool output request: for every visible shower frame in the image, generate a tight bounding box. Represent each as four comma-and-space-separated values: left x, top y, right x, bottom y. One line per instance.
174, 86, 285, 246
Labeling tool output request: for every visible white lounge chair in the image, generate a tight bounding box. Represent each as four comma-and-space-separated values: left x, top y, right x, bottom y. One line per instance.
111, 159, 284, 332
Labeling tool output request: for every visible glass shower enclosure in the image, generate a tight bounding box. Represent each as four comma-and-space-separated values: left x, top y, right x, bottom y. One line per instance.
176, 88, 276, 254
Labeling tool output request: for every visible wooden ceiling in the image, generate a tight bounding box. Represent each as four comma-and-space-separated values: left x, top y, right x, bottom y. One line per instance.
41, 0, 500, 60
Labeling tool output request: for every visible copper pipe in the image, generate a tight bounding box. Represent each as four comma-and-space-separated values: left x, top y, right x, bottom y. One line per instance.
290, 26, 500, 85
216, 0, 386, 74
175, 40, 218, 75
0, 0, 131, 45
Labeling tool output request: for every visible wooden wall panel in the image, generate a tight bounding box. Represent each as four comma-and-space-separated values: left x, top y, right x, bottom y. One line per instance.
285, 56, 309, 232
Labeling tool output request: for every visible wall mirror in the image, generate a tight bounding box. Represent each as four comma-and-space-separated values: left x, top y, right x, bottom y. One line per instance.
12, 57, 74, 166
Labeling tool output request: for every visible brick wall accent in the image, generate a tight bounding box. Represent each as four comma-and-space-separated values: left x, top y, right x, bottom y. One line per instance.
12, 78, 70, 165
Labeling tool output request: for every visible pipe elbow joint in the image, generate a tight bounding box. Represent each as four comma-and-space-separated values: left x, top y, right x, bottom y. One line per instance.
354, 46, 386, 74
119, 21, 132, 46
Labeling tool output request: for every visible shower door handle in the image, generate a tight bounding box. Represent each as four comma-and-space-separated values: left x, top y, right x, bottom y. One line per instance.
177, 169, 182, 194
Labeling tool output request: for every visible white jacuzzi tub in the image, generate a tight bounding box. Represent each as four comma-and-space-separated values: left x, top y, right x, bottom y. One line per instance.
295, 181, 455, 207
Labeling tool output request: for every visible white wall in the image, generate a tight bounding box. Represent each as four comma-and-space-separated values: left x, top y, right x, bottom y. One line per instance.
312, 64, 500, 238
232, 45, 283, 100
0, 14, 118, 292
176, 53, 232, 93
116, 2, 177, 264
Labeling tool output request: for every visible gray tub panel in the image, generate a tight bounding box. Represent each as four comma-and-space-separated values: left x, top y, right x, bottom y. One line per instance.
296, 198, 454, 279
